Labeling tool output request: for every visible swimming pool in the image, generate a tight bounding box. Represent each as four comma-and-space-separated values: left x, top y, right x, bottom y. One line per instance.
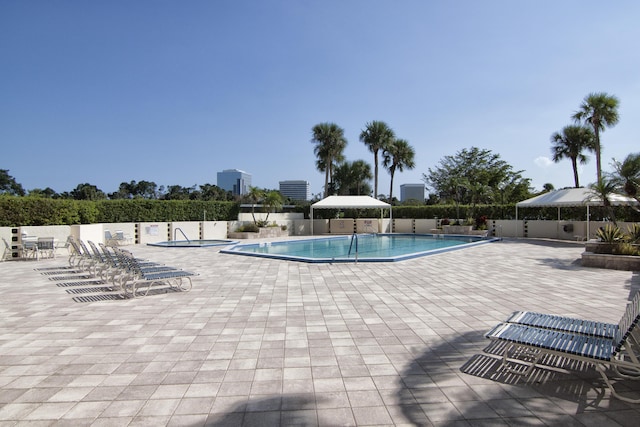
148, 239, 237, 248
221, 234, 496, 262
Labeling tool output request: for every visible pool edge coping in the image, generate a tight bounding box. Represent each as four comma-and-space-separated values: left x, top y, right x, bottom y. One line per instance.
220, 233, 500, 263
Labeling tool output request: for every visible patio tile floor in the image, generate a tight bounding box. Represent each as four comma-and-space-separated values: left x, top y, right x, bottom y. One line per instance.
1, 238, 640, 425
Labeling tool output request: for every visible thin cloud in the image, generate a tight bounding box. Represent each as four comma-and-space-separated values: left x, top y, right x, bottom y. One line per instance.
534, 156, 554, 168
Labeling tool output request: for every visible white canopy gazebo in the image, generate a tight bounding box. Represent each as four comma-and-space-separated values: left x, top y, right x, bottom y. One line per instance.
515, 188, 638, 238
310, 195, 392, 235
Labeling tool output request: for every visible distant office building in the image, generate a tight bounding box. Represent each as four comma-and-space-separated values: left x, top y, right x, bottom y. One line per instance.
217, 169, 252, 196
279, 180, 310, 201
400, 184, 425, 202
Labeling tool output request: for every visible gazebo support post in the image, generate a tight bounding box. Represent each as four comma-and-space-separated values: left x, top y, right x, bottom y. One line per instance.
587, 205, 590, 241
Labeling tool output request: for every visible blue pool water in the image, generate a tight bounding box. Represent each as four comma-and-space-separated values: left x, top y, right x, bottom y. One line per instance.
221, 234, 495, 263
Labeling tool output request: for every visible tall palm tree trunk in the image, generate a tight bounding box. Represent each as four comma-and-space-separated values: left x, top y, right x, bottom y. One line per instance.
389, 170, 395, 202
571, 158, 580, 188
594, 128, 602, 182
373, 151, 379, 198
324, 170, 329, 198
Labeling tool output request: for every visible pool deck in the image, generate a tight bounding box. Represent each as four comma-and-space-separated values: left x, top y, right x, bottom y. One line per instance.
1, 238, 639, 426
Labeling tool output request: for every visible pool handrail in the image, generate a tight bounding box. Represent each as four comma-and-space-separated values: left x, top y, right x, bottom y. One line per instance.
173, 227, 191, 244
347, 233, 358, 263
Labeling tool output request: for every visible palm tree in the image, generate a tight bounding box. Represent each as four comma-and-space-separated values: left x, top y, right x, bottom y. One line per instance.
589, 177, 619, 224
314, 147, 345, 196
359, 121, 395, 198
572, 92, 620, 182
383, 139, 415, 203
311, 123, 347, 198
612, 152, 640, 201
247, 186, 265, 224
334, 160, 373, 195
262, 190, 283, 223
542, 183, 555, 192
550, 125, 596, 188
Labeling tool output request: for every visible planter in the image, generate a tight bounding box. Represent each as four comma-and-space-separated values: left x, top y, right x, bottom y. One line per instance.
585, 241, 618, 254
581, 251, 640, 271
442, 225, 473, 234
228, 227, 289, 240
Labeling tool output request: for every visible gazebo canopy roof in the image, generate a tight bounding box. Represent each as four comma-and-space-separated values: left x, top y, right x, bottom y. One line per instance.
516, 188, 638, 208
309, 196, 391, 235
311, 195, 391, 209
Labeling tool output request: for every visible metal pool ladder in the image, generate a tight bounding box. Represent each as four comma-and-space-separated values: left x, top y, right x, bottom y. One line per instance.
348, 233, 358, 263
174, 228, 191, 243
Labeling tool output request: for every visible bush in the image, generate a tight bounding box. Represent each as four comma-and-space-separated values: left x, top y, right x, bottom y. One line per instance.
237, 223, 259, 232
0, 196, 240, 226
625, 223, 640, 244
612, 243, 639, 256
476, 215, 488, 230
596, 224, 624, 243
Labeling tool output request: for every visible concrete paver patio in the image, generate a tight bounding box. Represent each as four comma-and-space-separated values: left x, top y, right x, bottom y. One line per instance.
1, 238, 639, 426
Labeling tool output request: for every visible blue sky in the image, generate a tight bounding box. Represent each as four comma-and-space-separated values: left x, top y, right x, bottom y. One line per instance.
2, 1, 639, 198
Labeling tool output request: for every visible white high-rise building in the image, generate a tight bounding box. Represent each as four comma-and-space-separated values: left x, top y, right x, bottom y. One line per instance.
279, 180, 310, 201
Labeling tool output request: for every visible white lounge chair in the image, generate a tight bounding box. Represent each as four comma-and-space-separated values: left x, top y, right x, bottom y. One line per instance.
2, 237, 18, 261
504, 310, 618, 338
486, 292, 640, 403
112, 247, 195, 298
105, 230, 132, 246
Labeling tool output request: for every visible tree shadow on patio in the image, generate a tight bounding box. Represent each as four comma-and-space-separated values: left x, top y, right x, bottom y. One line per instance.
204, 394, 317, 426
398, 331, 639, 425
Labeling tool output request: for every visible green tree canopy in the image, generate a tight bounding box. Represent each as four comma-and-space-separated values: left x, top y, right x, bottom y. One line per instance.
160, 185, 195, 200
333, 160, 373, 196
550, 125, 595, 188
110, 180, 160, 199
196, 184, 233, 201
0, 169, 25, 196
611, 152, 640, 202
359, 121, 395, 198
423, 147, 532, 216
572, 92, 620, 182
27, 187, 58, 198
70, 183, 107, 200
311, 123, 347, 198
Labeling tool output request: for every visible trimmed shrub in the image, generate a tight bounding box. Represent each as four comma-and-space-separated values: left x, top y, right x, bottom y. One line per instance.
237, 223, 259, 232
0, 196, 239, 226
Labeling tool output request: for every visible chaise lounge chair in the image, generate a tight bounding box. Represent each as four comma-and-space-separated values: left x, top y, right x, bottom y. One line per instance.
485, 292, 640, 403
2, 237, 18, 261
111, 247, 195, 298
504, 310, 619, 338
67, 236, 96, 270
105, 230, 133, 246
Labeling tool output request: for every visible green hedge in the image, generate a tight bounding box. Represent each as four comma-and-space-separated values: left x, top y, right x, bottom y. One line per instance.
394, 205, 638, 221
391, 205, 515, 220
309, 203, 640, 222
0, 197, 240, 226
2, 196, 637, 226
309, 205, 518, 220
